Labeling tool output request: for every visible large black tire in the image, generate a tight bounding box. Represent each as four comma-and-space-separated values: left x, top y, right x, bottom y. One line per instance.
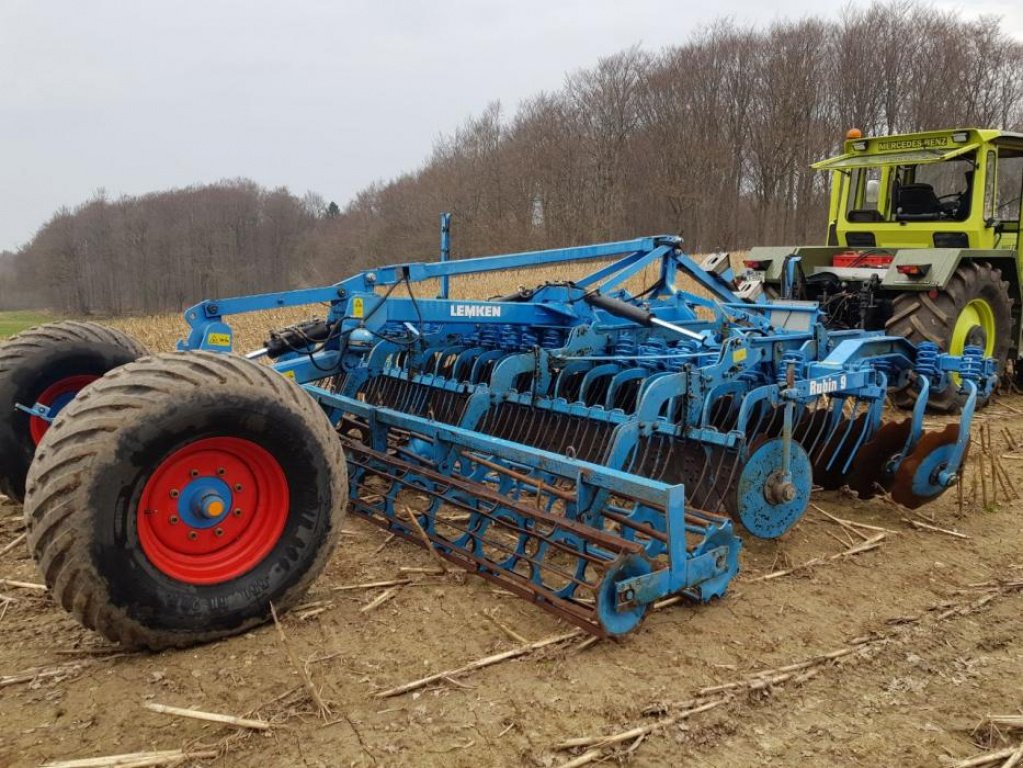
23, 352, 348, 650
885, 261, 1012, 413
0, 322, 147, 502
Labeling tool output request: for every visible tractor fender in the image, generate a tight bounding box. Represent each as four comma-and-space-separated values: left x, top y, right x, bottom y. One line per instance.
880, 248, 1022, 360
879, 249, 1017, 293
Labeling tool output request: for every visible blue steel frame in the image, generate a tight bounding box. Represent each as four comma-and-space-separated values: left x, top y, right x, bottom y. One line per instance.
170, 234, 995, 635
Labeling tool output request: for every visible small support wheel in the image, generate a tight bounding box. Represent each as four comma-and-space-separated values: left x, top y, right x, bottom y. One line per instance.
0, 321, 146, 502
24, 352, 348, 649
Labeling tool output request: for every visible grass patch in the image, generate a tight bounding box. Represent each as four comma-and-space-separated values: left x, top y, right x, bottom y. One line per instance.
0, 310, 54, 338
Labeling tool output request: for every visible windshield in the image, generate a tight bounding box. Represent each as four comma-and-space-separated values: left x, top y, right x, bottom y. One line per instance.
998, 150, 1023, 224
844, 153, 977, 223
890, 155, 975, 221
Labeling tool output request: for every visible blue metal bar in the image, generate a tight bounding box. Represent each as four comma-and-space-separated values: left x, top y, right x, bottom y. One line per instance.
183, 285, 344, 323
672, 251, 745, 304
595, 245, 674, 294
573, 248, 655, 291
439, 212, 451, 300
339, 237, 668, 291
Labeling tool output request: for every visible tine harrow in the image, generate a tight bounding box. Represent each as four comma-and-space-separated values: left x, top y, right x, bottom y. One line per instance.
172, 233, 996, 636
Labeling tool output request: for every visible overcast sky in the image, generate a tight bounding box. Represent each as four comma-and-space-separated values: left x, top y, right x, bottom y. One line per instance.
1, 0, 1020, 251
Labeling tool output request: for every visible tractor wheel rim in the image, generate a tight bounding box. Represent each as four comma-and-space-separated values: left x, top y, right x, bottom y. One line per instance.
137, 437, 289, 585
950, 298, 995, 385
29, 374, 100, 444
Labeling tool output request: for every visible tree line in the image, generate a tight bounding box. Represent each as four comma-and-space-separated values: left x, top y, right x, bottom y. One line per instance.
4, 1, 1022, 315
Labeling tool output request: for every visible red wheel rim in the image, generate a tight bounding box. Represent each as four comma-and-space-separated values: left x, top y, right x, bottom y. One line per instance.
137, 437, 289, 585
29, 374, 100, 444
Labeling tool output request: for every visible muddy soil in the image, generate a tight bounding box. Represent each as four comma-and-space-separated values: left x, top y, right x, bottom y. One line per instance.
1, 401, 1021, 768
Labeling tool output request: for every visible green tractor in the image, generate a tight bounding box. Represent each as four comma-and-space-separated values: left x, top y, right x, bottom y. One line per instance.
741, 127, 1023, 411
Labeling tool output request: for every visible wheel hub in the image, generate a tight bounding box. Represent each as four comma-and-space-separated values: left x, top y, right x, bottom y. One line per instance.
764, 471, 797, 504
137, 437, 289, 584
28, 374, 100, 444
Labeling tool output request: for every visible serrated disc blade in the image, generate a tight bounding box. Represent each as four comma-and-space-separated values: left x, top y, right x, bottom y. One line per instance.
890, 424, 962, 509
847, 419, 912, 499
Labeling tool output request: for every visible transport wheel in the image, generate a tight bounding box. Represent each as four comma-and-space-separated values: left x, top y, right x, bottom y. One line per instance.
23, 352, 348, 650
886, 261, 1011, 413
0, 321, 146, 502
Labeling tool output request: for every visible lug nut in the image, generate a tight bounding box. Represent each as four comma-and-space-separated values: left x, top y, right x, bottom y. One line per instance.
214, 527, 224, 537
233, 508, 242, 517
234, 483, 243, 492
216, 467, 226, 476
779, 483, 797, 503
190, 469, 199, 478
169, 489, 179, 499
187, 530, 198, 541
168, 515, 179, 525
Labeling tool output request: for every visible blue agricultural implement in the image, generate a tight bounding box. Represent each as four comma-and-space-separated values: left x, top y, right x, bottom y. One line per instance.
2, 232, 995, 649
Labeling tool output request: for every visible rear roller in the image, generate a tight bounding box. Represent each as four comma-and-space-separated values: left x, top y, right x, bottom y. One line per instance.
0, 321, 146, 502
24, 352, 348, 649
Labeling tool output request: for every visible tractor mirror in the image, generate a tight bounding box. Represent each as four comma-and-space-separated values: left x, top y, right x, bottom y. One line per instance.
865, 179, 880, 205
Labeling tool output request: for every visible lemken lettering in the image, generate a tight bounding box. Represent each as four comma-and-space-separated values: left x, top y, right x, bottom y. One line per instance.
450, 304, 502, 318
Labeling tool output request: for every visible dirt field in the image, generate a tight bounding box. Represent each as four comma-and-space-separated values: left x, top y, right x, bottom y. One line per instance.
1, 313, 1022, 767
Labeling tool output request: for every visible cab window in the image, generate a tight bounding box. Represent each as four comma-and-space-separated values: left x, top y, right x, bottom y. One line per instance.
890, 154, 976, 222
996, 148, 1023, 225
845, 167, 882, 222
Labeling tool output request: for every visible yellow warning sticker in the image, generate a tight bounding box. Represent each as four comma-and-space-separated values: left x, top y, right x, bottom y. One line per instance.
352, 297, 364, 318
207, 332, 231, 347
282, 370, 296, 380
732, 348, 748, 363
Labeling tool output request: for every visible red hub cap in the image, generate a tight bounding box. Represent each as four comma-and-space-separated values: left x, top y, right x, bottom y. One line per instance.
29, 374, 99, 444
137, 437, 289, 585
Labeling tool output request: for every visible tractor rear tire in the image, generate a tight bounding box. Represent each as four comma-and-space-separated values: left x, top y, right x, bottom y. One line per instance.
885, 261, 1012, 413
23, 352, 348, 650
0, 321, 147, 503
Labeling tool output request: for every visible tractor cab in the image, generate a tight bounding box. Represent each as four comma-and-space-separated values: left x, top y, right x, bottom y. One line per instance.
742, 127, 1023, 412
819, 128, 1023, 253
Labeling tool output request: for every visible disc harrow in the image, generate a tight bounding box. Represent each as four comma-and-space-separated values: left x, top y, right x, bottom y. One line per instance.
186, 234, 989, 634
11, 233, 999, 648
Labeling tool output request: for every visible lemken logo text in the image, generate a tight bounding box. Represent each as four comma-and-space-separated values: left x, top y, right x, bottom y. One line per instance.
809, 375, 847, 395
450, 304, 502, 318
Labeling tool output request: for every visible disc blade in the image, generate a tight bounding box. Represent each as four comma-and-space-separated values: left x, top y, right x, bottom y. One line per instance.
725, 436, 812, 539
847, 419, 912, 500
889, 424, 962, 509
